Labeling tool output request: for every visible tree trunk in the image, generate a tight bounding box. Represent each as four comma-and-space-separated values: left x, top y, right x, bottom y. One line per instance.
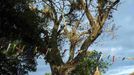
50, 62, 76, 75
50, 65, 60, 75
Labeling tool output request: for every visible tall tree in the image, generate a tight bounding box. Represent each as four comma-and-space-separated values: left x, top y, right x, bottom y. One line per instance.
0, 0, 120, 75
31, 0, 120, 75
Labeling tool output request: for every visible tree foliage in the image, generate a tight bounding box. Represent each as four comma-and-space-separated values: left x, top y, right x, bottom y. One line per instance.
72, 50, 110, 75
0, 38, 37, 75
0, 0, 42, 74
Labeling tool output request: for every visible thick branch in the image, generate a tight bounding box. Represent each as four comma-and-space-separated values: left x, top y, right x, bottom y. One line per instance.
73, 0, 120, 64
81, 0, 120, 51
84, 2, 95, 27
48, 0, 58, 20
45, 20, 64, 65
68, 44, 75, 62
80, 26, 102, 50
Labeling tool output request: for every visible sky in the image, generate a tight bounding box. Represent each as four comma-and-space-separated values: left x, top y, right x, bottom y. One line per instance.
92, 0, 134, 75
30, 0, 134, 75
90, 0, 134, 56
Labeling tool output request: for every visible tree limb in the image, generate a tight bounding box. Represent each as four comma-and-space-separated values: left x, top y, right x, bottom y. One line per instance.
72, 0, 120, 65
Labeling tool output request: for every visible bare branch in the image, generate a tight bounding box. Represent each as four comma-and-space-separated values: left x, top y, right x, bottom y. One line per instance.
100, 0, 120, 26
83, 0, 96, 27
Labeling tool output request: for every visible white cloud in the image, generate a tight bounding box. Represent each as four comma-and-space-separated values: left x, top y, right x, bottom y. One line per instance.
104, 65, 134, 75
